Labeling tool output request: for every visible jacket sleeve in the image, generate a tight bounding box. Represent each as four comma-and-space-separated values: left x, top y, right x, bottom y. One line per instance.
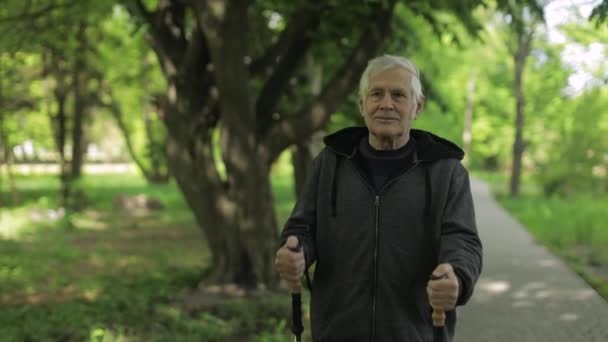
278, 152, 322, 270
439, 163, 483, 306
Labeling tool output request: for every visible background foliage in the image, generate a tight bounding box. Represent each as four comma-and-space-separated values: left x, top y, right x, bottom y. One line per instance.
1, 0, 607, 340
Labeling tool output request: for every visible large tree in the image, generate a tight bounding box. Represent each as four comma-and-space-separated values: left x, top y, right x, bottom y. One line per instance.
0, 1, 113, 208
1, 0, 545, 288
123, 0, 399, 288
0, 51, 44, 206
124, 0, 496, 288
489, 1, 544, 197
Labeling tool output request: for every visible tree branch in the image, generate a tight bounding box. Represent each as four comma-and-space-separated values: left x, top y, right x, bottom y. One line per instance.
255, 2, 323, 136
127, 0, 153, 22
0, 1, 76, 24
195, 0, 255, 131
103, 92, 152, 179
3, 99, 36, 112
265, 0, 397, 163
180, 13, 213, 108
127, 0, 188, 75
182, 18, 209, 74
248, 2, 323, 76
591, 0, 608, 24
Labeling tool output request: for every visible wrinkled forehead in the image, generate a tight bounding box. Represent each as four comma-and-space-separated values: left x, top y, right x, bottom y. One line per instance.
374, 64, 418, 78
367, 66, 415, 90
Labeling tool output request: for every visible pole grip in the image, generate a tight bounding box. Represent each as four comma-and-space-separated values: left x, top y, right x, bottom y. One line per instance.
287, 240, 304, 342
430, 273, 448, 327
287, 239, 303, 292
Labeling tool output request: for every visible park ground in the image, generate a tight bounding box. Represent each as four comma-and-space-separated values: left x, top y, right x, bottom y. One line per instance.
0, 162, 606, 341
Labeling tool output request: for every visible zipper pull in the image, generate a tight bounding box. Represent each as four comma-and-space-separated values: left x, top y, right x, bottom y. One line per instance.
375, 195, 380, 206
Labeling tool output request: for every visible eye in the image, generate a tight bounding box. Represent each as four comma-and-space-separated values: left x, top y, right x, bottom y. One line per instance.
369, 90, 383, 98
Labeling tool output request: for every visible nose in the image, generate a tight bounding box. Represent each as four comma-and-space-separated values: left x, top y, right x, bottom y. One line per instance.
379, 93, 394, 110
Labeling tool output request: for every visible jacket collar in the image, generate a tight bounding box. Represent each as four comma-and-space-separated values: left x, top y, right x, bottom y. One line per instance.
323, 126, 464, 161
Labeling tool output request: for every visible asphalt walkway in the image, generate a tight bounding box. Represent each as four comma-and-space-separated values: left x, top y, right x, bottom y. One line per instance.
456, 179, 608, 342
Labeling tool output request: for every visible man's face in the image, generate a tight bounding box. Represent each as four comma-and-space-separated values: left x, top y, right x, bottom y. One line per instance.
359, 66, 424, 147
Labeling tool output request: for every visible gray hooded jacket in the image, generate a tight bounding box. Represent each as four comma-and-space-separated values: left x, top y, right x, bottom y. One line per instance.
280, 127, 483, 342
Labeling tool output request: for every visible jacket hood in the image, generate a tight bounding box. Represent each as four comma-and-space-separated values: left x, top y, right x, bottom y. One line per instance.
323, 126, 464, 161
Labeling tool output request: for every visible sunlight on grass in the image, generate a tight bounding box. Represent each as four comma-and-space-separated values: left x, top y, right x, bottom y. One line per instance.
0, 208, 31, 239
0, 164, 297, 340
87, 253, 107, 268
116, 255, 141, 268
71, 212, 110, 231
84, 288, 101, 301
1, 207, 68, 240
89, 327, 130, 342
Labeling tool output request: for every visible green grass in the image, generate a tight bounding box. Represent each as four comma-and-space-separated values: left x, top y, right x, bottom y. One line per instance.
0, 166, 297, 341
473, 170, 608, 300
3, 162, 606, 340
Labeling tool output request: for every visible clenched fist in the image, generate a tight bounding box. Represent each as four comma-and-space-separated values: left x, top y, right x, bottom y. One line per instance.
275, 236, 305, 292
427, 263, 460, 326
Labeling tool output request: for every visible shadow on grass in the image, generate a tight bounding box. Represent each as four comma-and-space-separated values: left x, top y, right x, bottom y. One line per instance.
1, 172, 296, 341
0, 268, 293, 341
0, 210, 292, 341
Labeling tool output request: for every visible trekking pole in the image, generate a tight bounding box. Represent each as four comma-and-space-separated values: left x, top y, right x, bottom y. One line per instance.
431, 273, 448, 342
287, 243, 304, 342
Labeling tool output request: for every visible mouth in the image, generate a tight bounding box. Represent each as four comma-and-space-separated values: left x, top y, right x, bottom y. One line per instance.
374, 117, 398, 122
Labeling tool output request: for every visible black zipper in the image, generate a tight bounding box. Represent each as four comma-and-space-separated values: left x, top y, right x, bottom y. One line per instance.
345, 159, 420, 341
343, 161, 378, 341
371, 194, 380, 341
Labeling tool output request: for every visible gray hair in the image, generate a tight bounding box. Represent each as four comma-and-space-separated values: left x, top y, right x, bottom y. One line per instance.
358, 54, 423, 102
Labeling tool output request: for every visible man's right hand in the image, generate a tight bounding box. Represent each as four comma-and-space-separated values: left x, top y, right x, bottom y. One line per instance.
275, 236, 305, 291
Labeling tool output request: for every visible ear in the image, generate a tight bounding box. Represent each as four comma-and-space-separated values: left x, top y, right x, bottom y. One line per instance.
413, 95, 425, 120
358, 98, 364, 116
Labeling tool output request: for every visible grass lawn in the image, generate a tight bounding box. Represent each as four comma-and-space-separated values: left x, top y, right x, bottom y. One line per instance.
473, 171, 608, 300
3, 160, 606, 341
0, 165, 297, 341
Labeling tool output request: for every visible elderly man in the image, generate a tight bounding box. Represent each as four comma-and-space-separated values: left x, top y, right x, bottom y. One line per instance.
275, 54, 483, 342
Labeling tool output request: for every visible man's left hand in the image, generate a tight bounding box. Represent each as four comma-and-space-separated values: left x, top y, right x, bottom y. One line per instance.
426, 263, 459, 312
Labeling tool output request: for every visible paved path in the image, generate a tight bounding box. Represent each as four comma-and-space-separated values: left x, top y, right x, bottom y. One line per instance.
456, 179, 608, 342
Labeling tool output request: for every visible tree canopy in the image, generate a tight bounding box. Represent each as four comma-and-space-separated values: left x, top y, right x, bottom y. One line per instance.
1, 0, 607, 288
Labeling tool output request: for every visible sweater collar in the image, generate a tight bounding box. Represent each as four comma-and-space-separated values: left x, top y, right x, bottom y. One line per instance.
323, 126, 464, 161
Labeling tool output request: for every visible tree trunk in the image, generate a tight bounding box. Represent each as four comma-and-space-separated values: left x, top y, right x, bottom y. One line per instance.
141, 54, 169, 183
106, 94, 154, 180
102, 67, 168, 183
462, 72, 476, 167
0, 150, 3, 208
0, 159, 3, 208
3, 142, 19, 206
292, 58, 324, 198
107, 93, 169, 183
143, 104, 168, 183
0, 63, 18, 205
44, 50, 73, 208
292, 142, 313, 199
509, 33, 532, 197
160, 87, 281, 288
164, 117, 278, 287
292, 131, 324, 199
130, 0, 396, 289
0, 114, 19, 205
54, 86, 70, 208
70, 21, 87, 179
0, 71, 3, 207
